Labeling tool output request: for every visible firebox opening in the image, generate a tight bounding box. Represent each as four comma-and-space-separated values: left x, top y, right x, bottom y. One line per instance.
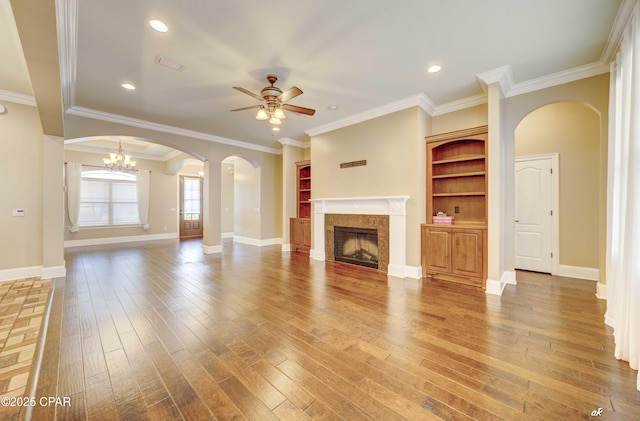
334, 226, 379, 269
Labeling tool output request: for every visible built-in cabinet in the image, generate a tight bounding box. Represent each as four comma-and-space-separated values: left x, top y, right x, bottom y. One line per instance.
421, 126, 488, 288
290, 160, 311, 254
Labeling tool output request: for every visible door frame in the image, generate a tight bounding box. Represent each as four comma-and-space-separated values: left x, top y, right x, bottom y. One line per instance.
179, 174, 204, 239
515, 153, 559, 275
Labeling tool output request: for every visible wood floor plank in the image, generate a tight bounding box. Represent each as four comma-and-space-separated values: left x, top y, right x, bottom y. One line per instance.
29, 240, 640, 420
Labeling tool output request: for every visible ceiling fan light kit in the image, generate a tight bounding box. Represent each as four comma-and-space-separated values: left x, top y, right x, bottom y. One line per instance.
232, 74, 316, 127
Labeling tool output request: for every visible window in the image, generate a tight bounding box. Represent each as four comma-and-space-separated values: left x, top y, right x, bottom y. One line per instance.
182, 177, 201, 221
78, 170, 140, 227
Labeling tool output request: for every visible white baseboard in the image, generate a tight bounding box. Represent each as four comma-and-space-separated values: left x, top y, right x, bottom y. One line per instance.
42, 265, 66, 279
596, 282, 606, 300
64, 233, 178, 248
281, 243, 291, 252
203, 244, 222, 254
0, 264, 66, 282
555, 265, 599, 281
387, 264, 422, 280
485, 278, 507, 296
501, 270, 517, 285
310, 249, 326, 261
233, 236, 282, 247
221, 232, 234, 238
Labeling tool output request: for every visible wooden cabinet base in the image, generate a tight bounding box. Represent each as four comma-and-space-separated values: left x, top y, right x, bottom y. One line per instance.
421, 224, 487, 288
290, 218, 311, 254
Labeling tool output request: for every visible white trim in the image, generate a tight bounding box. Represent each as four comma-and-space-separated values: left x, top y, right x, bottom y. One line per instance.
485, 279, 507, 295
0, 89, 36, 107
596, 282, 607, 300
508, 62, 610, 98
515, 153, 560, 275
64, 232, 178, 248
233, 236, 282, 247
203, 244, 222, 254
221, 232, 234, 238
388, 264, 422, 280
67, 106, 282, 155
0, 266, 44, 283
0, 265, 66, 282
305, 94, 434, 137
555, 265, 599, 281
501, 270, 517, 285
388, 276, 423, 290
281, 243, 291, 252
56, 0, 78, 110
42, 265, 67, 279
277, 138, 310, 149
432, 94, 488, 116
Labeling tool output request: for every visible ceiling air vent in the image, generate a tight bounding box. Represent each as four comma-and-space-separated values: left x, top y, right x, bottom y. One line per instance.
154, 55, 185, 72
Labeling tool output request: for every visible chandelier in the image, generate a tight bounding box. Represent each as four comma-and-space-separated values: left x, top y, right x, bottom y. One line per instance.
103, 140, 136, 173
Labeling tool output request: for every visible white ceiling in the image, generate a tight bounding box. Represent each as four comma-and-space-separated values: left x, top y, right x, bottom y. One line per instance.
0, 0, 629, 158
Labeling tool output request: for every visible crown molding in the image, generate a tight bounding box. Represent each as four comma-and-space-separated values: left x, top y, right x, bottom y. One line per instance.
67, 106, 282, 155
277, 138, 310, 148
507, 61, 610, 98
56, 0, 78, 111
305, 93, 435, 137
476, 65, 513, 97
432, 93, 488, 116
600, 0, 637, 64
0, 89, 36, 107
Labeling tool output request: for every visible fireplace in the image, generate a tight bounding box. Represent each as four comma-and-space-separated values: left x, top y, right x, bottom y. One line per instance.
334, 226, 379, 269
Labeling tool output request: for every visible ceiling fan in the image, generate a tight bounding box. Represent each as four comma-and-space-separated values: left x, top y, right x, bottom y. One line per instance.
231, 74, 316, 125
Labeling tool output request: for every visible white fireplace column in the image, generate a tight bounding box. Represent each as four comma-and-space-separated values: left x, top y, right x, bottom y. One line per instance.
310, 196, 415, 279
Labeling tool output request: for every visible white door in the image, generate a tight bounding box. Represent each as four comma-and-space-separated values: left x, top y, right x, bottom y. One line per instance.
515, 157, 553, 273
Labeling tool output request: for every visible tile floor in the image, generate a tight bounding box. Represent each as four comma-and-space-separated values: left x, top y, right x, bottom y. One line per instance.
0, 278, 51, 419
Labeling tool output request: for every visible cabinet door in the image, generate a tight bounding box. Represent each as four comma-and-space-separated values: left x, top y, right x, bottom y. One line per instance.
425, 228, 451, 272
451, 229, 483, 278
300, 219, 311, 247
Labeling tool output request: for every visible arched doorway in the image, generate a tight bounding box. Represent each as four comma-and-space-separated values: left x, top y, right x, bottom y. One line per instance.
220, 155, 262, 245
514, 101, 601, 279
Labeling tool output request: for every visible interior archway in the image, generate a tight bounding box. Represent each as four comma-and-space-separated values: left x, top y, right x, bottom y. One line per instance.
221, 155, 262, 245
514, 101, 601, 278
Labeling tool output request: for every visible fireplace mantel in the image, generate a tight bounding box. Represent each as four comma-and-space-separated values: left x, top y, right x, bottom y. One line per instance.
309, 196, 420, 279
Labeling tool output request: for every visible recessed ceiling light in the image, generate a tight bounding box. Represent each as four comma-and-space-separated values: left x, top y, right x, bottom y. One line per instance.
121, 83, 136, 90
149, 20, 168, 33
428, 65, 442, 73
328, 105, 339, 110
272, 127, 280, 131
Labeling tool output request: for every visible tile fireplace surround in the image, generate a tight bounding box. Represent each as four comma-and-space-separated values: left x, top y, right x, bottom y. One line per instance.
310, 196, 421, 280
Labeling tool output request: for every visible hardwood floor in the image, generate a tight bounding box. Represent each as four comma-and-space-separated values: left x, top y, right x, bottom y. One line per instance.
26, 239, 639, 420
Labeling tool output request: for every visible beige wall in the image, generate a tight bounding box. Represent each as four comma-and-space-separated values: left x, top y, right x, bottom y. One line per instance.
515, 101, 600, 268
0, 102, 44, 271
430, 104, 488, 135
233, 158, 260, 239
63, 149, 179, 242
311, 107, 428, 267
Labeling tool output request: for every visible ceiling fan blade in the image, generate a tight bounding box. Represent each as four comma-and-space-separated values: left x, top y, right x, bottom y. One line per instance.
233, 86, 264, 101
278, 87, 303, 103
282, 104, 316, 116
230, 105, 262, 112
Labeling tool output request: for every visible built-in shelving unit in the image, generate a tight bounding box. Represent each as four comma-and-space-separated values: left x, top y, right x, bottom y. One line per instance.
421, 126, 488, 288
291, 160, 311, 254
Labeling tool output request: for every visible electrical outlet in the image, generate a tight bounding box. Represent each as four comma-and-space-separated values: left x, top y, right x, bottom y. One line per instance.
454, 206, 460, 213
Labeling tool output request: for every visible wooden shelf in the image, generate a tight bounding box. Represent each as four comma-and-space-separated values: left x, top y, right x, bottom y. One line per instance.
432, 192, 485, 197
432, 155, 485, 165
432, 171, 485, 179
